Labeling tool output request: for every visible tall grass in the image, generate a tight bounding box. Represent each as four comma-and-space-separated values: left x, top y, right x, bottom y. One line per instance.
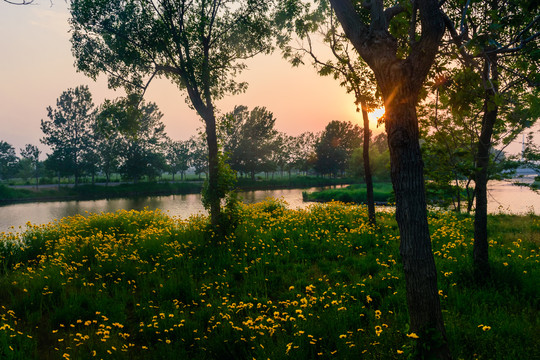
0, 201, 538, 359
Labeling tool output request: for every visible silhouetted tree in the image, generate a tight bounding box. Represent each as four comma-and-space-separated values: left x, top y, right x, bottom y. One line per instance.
0, 141, 17, 181
20, 144, 41, 188
314, 120, 362, 177
167, 140, 191, 181
40, 85, 95, 186
221, 106, 278, 180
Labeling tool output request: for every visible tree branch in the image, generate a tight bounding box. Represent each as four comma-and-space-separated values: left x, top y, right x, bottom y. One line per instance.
409, 0, 446, 92
442, 13, 480, 71
3, 0, 35, 4
329, 0, 368, 48
385, 4, 406, 24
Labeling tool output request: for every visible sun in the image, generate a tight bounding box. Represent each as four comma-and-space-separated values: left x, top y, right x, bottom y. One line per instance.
368, 107, 386, 127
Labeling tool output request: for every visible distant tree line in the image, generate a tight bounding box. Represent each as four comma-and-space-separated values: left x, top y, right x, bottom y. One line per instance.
0, 86, 391, 186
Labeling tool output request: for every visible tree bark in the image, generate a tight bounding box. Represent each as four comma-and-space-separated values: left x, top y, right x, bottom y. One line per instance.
360, 100, 376, 225
473, 54, 499, 277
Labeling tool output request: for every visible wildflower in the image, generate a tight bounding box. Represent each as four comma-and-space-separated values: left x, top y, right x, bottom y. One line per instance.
406, 333, 419, 339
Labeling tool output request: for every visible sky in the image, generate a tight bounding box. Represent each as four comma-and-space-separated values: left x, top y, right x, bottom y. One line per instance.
0, 1, 381, 158
0, 1, 534, 159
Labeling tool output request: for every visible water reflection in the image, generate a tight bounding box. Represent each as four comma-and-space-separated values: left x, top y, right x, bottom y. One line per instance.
0, 181, 538, 233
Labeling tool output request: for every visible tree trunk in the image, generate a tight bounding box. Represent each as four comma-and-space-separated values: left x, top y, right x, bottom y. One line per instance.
204, 113, 221, 231
473, 55, 498, 277
454, 178, 461, 213
385, 95, 448, 346
323, 1, 450, 349
360, 100, 376, 225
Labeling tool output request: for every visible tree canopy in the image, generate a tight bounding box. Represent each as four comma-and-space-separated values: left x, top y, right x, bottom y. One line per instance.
69, 0, 277, 229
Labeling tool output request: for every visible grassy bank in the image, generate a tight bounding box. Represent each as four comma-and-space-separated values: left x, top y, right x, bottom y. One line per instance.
303, 183, 394, 204
0, 201, 538, 359
0, 177, 354, 205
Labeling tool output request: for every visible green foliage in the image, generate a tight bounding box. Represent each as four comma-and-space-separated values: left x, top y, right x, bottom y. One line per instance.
315, 120, 363, 176
0, 206, 537, 359
40, 85, 95, 184
348, 133, 390, 181
219, 106, 279, 179
0, 141, 17, 181
202, 152, 240, 234
303, 183, 394, 204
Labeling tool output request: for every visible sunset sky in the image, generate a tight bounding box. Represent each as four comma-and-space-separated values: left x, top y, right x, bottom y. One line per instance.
0, 1, 532, 158
0, 2, 384, 156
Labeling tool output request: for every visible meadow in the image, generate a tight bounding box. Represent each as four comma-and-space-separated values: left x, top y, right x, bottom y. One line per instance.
0, 200, 538, 359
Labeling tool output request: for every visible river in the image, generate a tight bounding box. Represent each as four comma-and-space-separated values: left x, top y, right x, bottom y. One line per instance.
0, 180, 538, 233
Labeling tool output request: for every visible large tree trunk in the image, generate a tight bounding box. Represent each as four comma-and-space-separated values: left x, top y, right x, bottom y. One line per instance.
360, 100, 376, 225
473, 55, 499, 277
385, 88, 448, 352
327, 1, 449, 355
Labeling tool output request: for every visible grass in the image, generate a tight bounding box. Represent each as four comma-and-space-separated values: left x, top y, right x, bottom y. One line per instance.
0, 200, 538, 359
303, 183, 394, 204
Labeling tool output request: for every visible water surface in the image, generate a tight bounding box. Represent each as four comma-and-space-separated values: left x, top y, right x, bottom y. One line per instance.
1, 181, 538, 233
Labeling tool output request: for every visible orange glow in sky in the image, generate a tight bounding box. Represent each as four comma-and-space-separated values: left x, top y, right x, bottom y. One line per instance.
0, 2, 385, 155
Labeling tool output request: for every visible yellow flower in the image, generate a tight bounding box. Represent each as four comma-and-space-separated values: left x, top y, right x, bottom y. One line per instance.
406, 332, 419, 339
397, 350, 404, 354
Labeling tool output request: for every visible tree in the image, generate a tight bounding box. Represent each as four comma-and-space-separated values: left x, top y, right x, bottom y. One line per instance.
283, 2, 382, 223
189, 135, 209, 180
314, 120, 362, 177
0, 141, 17, 181
318, 0, 450, 356
20, 144, 41, 188
442, 0, 540, 276
349, 133, 390, 182
111, 97, 168, 182
70, 0, 276, 230
40, 85, 95, 186
167, 140, 191, 181
291, 131, 318, 175
93, 100, 124, 185
220, 105, 279, 180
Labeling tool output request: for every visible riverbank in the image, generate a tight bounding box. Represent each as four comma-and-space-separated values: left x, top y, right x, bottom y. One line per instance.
0, 177, 354, 206
302, 183, 394, 204
0, 203, 537, 359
